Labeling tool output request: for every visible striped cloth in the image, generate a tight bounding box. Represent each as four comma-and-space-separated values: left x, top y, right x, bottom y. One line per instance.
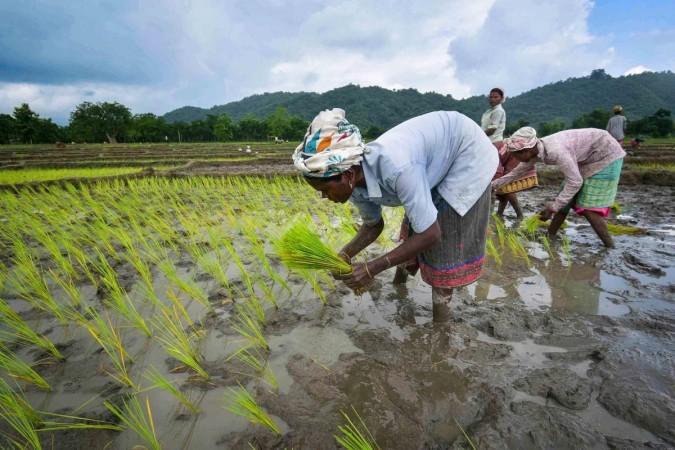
399, 186, 491, 288
562, 158, 623, 217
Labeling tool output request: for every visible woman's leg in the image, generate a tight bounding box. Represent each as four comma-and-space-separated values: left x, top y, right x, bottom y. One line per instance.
393, 266, 408, 284
506, 193, 524, 219
548, 210, 569, 238
496, 194, 507, 217
581, 210, 614, 247
431, 286, 453, 322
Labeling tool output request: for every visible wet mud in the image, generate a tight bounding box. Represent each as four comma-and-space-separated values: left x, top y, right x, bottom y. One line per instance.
7, 186, 675, 449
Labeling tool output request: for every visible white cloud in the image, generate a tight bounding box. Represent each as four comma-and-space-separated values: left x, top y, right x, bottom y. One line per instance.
0, 82, 180, 124
623, 65, 652, 76
449, 0, 614, 96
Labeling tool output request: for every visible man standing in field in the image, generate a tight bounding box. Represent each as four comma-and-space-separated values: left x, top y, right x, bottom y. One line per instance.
606, 105, 627, 145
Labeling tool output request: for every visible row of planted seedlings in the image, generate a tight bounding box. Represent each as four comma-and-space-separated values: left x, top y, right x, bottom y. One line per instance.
0, 175, 392, 449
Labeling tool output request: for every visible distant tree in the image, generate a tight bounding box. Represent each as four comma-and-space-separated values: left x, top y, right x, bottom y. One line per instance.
128, 113, 169, 142
538, 121, 566, 137
505, 119, 530, 136
236, 114, 268, 140
627, 109, 673, 138
13, 103, 41, 144
589, 69, 611, 80
364, 125, 384, 139
0, 113, 17, 144
266, 106, 291, 139
34, 118, 61, 143
571, 108, 611, 129
213, 114, 235, 141
287, 116, 309, 141
69, 101, 132, 143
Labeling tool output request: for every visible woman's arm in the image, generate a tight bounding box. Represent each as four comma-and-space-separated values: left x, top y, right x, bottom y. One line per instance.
492, 160, 534, 189
339, 218, 384, 260
342, 220, 441, 291
550, 155, 583, 211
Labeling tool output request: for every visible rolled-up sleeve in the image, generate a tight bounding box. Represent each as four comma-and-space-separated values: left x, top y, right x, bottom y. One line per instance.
349, 190, 383, 226
392, 164, 437, 233
552, 154, 584, 211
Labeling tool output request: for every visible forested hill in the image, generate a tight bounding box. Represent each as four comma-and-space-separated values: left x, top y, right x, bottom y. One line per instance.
163, 70, 675, 128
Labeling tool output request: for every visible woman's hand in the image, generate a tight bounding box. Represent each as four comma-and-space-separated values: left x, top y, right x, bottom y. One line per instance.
538, 204, 556, 221
331, 251, 352, 280
342, 262, 375, 294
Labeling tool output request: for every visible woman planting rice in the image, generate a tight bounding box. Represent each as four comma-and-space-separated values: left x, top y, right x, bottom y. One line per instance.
293, 108, 497, 322
492, 126, 626, 247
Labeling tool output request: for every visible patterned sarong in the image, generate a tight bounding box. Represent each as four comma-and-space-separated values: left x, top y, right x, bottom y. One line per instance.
399, 186, 491, 288
562, 158, 623, 217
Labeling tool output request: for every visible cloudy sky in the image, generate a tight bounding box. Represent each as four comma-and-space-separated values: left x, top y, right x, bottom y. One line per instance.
1, 0, 673, 124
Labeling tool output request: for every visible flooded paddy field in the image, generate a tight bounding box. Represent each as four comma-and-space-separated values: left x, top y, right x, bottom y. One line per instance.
0, 177, 673, 449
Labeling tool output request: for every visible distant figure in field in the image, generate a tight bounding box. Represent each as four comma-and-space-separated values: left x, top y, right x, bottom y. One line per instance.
481, 87, 506, 143
606, 105, 627, 145
492, 127, 626, 248
482, 87, 537, 219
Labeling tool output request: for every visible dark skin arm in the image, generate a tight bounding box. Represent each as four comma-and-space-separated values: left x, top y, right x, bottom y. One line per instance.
340, 220, 442, 291
485, 127, 496, 136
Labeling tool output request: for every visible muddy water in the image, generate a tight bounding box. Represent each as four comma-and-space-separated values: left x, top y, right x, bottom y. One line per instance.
10, 186, 675, 449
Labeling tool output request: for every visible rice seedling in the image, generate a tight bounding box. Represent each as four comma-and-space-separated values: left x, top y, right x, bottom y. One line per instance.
119, 230, 160, 306
48, 268, 82, 310
607, 223, 645, 235
491, 214, 507, 249
485, 237, 501, 267
0, 298, 63, 360
453, 418, 477, 450
561, 235, 572, 264
334, 406, 380, 450
0, 378, 41, 449
610, 202, 621, 213
83, 308, 134, 387
152, 304, 208, 379
276, 220, 352, 275
10, 240, 65, 322
222, 240, 255, 298
0, 345, 50, 390
224, 385, 281, 435
232, 301, 269, 352
158, 259, 209, 307
104, 395, 161, 450
520, 214, 545, 237
93, 249, 151, 337
506, 232, 530, 265
229, 348, 278, 392
142, 366, 199, 414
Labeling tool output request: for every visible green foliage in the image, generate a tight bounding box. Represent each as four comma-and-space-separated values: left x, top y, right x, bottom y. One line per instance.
334, 407, 380, 450
69, 101, 132, 143
213, 114, 236, 141
571, 108, 611, 129
627, 108, 673, 138
538, 120, 566, 137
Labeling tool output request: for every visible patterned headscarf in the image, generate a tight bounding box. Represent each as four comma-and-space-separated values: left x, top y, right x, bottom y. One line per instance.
504, 126, 538, 152
292, 108, 365, 178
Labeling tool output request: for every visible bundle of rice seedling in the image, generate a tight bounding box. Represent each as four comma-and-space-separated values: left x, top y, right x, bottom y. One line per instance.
276, 221, 352, 275
334, 406, 380, 450
607, 223, 645, 235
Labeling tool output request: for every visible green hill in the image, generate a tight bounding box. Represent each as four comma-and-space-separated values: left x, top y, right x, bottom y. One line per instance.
163, 70, 675, 128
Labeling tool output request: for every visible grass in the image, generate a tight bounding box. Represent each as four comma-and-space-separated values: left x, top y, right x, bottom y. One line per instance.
276, 220, 352, 274
224, 385, 281, 435
104, 395, 160, 450
607, 223, 646, 235
152, 304, 208, 379
0, 298, 63, 360
0, 345, 51, 390
453, 418, 477, 450
334, 406, 380, 450
143, 367, 199, 414
0, 167, 145, 185
83, 309, 134, 387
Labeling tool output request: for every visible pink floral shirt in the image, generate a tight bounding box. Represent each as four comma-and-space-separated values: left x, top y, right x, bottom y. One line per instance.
492, 129, 626, 211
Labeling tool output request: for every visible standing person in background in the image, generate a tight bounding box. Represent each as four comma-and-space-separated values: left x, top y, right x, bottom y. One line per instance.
492, 127, 626, 248
606, 105, 627, 145
481, 87, 534, 219
481, 88, 506, 144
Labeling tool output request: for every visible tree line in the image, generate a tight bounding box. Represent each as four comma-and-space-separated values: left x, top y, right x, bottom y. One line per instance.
508, 107, 673, 138
0, 101, 672, 145
0, 103, 318, 145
